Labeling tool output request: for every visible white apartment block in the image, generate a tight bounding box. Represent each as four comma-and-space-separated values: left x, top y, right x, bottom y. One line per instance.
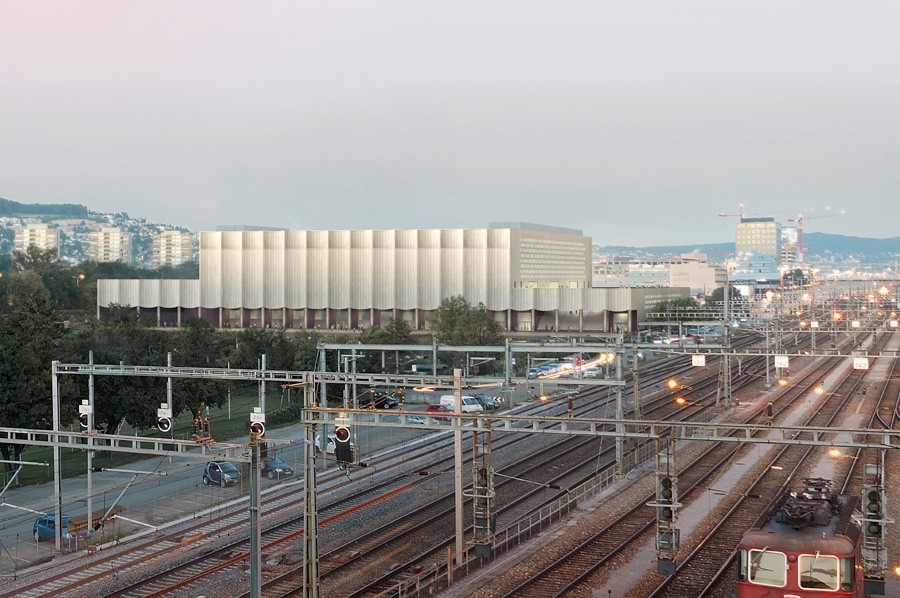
152, 231, 194, 267
14, 223, 61, 255
89, 227, 132, 264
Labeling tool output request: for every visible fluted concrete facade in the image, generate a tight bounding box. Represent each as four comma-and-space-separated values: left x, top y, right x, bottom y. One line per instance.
97, 225, 686, 332
198, 228, 531, 311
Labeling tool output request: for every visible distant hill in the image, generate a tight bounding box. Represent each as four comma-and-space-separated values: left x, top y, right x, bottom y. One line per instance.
595, 233, 900, 263
0, 197, 89, 218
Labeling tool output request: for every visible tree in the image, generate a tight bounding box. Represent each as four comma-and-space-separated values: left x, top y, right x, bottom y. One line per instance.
357, 319, 416, 373
170, 318, 230, 422
707, 286, 738, 305
3, 270, 51, 305
0, 297, 67, 477
647, 297, 700, 321
63, 311, 168, 433
431, 295, 504, 346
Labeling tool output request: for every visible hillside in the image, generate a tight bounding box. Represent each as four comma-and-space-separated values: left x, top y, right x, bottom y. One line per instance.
594, 233, 900, 263
0, 197, 88, 218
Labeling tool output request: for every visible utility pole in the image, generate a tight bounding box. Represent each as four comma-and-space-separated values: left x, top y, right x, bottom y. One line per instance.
87, 351, 95, 535
303, 373, 320, 597
52, 361, 62, 551
453, 368, 464, 567
615, 344, 624, 478
723, 267, 733, 408
249, 431, 261, 598
632, 346, 642, 420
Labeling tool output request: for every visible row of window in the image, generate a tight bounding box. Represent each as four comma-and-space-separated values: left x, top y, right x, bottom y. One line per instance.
738, 548, 854, 592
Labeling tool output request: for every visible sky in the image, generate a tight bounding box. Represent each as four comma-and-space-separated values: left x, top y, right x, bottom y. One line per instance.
2, 1, 898, 245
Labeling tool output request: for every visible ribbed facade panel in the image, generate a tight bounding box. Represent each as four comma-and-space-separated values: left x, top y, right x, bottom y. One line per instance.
98, 279, 200, 309
113, 227, 634, 316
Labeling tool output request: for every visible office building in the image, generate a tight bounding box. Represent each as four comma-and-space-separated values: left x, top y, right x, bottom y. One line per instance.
735, 217, 781, 261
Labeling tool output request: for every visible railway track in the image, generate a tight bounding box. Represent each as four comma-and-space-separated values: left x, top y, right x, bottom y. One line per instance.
482, 330, 867, 597
698, 332, 900, 597
0, 335, 766, 597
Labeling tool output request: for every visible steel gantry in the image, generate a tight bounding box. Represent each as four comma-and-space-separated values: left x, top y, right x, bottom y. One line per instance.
3, 342, 895, 597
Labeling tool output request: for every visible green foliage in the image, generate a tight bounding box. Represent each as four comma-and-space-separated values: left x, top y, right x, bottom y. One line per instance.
782, 268, 808, 289
431, 296, 504, 346
0, 298, 67, 475
707, 286, 738, 305
355, 320, 417, 373
0, 197, 88, 217
648, 297, 700, 321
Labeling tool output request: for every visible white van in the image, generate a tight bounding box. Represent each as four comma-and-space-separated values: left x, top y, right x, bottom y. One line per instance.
439, 395, 484, 414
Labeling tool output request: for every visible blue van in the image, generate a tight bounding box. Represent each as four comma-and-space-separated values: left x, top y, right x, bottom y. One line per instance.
33, 514, 72, 542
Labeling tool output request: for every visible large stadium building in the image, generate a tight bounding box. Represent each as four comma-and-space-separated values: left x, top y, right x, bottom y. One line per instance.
97, 223, 688, 333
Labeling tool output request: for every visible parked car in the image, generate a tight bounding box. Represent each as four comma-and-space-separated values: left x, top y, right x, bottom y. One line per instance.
439, 395, 484, 413
33, 506, 123, 542
470, 394, 501, 411
202, 461, 242, 487
360, 390, 400, 409
33, 514, 72, 542
262, 456, 294, 479
582, 366, 602, 378
426, 403, 453, 421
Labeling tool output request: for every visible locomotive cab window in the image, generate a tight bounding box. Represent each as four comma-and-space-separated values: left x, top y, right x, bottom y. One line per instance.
840, 557, 855, 592
798, 553, 839, 590
748, 549, 787, 587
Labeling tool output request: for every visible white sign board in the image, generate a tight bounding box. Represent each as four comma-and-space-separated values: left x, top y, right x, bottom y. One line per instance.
157, 408, 173, 418
774, 355, 790, 369
853, 357, 870, 370
691, 354, 706, 367
411, 364, 417, 372
890, 320, 898, 328
811, 321, 819, 328
249, 411, 266, 423
78, 404, 93, 415
851, 320, 860, 328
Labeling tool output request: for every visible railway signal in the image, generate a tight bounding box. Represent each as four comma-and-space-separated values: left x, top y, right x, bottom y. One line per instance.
157, 403, 174, 450
652, 439, 680, 575
249, 421, 266, 437
863, 484, 884, 537
334, 424, 354, 465
78, 413, 89, 433
249, 407, 266, 439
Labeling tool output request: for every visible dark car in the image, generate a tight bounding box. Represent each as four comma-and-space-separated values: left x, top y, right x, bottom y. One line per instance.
470, 394, 501, 411
360, 389, 400, 409
262, 456, 294, 480
202, 461, 242, 487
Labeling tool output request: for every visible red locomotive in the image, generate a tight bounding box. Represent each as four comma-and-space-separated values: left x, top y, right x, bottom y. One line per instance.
736, 478, 863, 597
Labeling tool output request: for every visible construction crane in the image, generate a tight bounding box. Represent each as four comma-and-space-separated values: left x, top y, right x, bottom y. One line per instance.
787, 208, 845, 263
718, 204, 745, 221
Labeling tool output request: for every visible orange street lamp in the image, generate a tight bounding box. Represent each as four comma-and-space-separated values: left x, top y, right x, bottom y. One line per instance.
75, 273, 86, 286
